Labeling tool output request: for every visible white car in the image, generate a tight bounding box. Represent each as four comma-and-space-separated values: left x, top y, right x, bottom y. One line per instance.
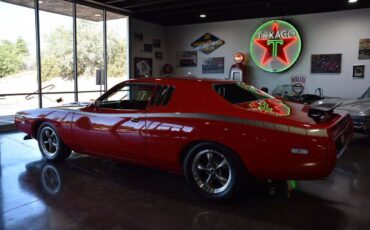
312, 87, 370, 134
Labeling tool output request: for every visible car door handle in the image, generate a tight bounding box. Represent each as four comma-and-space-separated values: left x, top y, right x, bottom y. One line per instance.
131, 117, 140, 122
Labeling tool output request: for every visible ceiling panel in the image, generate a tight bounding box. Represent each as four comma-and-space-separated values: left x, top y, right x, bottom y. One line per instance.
98, 0, 370, 26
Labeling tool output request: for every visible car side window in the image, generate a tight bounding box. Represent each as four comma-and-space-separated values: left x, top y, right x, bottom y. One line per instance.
101, 84, 155, 110
149, 85, 174, 106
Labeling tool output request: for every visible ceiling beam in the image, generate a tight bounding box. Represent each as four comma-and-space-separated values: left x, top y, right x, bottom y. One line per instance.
137, 0, 232, 13
123, 0, 179, 9
78, 0, 134, 14
106, 0, 127, 4
139, 0, 340, 17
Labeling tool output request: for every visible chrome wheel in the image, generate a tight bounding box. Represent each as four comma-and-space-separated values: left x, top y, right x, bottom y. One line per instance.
191, 149, 232, 194
40, 127, 59, 157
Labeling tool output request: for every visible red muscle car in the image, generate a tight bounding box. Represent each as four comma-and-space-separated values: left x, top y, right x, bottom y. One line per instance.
15, 77, 353, 200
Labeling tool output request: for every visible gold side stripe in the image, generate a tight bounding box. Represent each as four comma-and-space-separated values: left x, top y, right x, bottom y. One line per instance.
51, 109, 328, 137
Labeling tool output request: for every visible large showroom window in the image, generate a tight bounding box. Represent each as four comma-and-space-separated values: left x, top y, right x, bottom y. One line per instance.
39, 0, 74, 108
77, 4, 104, 102
0, 0, 129, 116
106, 12, 129, 89
0, 1, 38, 115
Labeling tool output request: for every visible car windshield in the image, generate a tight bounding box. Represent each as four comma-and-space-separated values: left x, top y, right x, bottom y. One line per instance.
214, 83, 273, 104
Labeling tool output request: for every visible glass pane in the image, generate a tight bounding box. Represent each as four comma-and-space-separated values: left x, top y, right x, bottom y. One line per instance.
0, 1, 37, 95
41, 93, 75, 108
78, 91, 101, 103
0, 95, 39, 116
106, 12, 129, 89
39, 0, 74, 93
105, 85, 154, 102
76, 4, 103, 93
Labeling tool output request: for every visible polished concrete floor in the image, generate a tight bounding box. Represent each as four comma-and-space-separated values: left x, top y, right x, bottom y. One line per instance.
0, 131, 369, 230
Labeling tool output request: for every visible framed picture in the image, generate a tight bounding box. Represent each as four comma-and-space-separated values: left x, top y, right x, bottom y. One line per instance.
177, 51, 197, 67
353, 65, 365, 78
144, 44, 152, 53
311, 54, 342, 73
133, 33, 143, 42
359, 38, 370, 59
191, 33, 225, 54
202, 57, 224, 74
134, 57, 152, 78
153, 39, 161, 48
155, 52, 163, 60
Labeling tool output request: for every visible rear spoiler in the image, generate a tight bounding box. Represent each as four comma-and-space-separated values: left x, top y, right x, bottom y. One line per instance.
308, 102, 342, 123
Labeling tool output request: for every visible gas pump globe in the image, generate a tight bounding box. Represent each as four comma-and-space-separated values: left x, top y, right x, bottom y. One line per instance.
228, 52, 248, 83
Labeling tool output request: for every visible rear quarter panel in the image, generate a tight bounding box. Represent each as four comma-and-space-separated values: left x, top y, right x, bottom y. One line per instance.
144, 81, 333, 179
145, 115, 330, 179
15, 109, 78, 151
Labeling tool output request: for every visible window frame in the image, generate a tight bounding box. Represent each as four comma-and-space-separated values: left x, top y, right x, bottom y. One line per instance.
97, 82, 156, 111
213, 83, 273, 105
148, 85, 175, 107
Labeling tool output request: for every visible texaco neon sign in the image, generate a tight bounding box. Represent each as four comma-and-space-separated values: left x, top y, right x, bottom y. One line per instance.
250, 20, 302, 73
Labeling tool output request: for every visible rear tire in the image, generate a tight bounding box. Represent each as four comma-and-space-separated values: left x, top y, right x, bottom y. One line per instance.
183, 142, 246, 201
37, 122, 71, 162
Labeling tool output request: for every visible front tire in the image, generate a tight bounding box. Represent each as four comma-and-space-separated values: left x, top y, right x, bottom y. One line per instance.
183, 143, 246, 201
37, 123, 71, 162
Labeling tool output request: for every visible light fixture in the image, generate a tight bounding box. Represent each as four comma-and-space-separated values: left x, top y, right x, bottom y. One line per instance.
348, 0, 358, 3
94, 13, 101, 17
200, 14, 206, 18
39, 0, 43, 3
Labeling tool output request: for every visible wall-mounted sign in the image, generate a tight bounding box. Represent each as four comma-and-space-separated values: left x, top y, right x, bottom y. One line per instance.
177, 51, 197, 67
250, 20, 302, 73
290, 74, 306, 87
191, 33, 225, 54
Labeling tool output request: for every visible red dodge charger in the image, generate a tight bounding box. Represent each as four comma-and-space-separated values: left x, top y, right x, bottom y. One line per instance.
15, 77, 353, 200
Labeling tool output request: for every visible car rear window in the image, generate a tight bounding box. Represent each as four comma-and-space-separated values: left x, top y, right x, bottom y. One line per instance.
149, 85, 174, 106
214, 83, 273, 104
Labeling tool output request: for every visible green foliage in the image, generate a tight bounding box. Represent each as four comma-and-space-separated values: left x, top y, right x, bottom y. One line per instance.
41, 21, 127, 81
0, 38, 29, 77
107, 35, 127, 78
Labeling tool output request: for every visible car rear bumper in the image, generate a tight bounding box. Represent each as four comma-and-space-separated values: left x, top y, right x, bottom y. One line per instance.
351, 115, 370, 134
353, 121, 370, 133
324, 115, 353, 177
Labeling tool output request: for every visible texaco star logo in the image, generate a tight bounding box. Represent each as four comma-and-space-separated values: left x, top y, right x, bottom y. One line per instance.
250, 20, 302, 73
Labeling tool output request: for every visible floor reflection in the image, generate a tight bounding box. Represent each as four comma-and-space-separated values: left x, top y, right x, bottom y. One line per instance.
0, 132, 369, 229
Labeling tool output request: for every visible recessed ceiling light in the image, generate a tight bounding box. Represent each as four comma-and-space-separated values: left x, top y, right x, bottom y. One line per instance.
348, 0, 358, 3
94, 13, 101, 17
39, 0, 43, 3
200, 14, 206, 18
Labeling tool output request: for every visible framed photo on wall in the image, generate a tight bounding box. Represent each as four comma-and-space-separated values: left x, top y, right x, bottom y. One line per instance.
311, 54, 342, 73
177, 51, 197, 67
202, 57, 224, 74
153, 39, 161, 48
359, 38, 370, 59
155, 52, 163, 60
134, 57, 152, 78
133, 33, 143, 42
353, 65, 365, 78
144, 44, 153, 53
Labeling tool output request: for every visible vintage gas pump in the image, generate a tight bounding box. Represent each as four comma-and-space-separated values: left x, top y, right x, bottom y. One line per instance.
228, 52, 248, 83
